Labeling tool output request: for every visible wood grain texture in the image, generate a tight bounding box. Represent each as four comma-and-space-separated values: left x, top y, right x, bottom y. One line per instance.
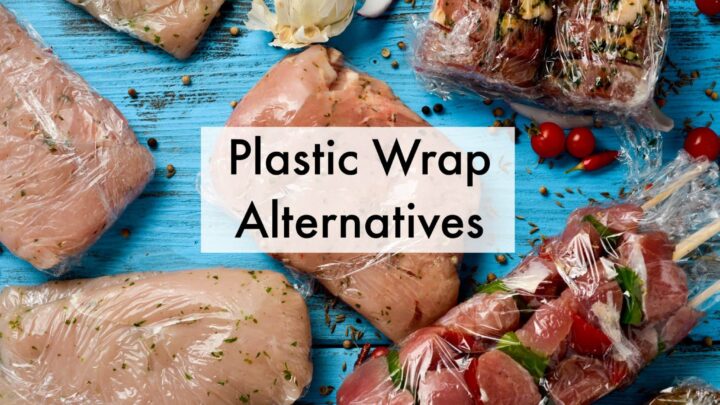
0, 0, 718, 403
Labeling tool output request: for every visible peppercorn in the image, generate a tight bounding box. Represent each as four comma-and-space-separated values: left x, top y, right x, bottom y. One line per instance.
432, 103, 444, 113
229, 26, 239, 36
421, 106, 431, 116
492, 107, 504, 117
230, 100, 238, 108
342, 340, 352, 349
381, 48, 391, 58
713, 92, 718, 101
483, 98, 493, 105
120, 228, 131, 238
495, 254, 507, 265
492, 120, 501, 127
147, 138, 158, 149
703, 336, 713, 347
166, 164, 176, 178
397, 41, 406, 50
127, 88, 138, 98
539, 186, 549, 196
181, 75, 191, 86
486, 272, 497, 282
390, 60, 399, 69
706, 89, 713, 97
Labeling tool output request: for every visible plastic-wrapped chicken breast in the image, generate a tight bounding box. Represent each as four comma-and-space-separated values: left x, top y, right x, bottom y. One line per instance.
0, 269, 313, 404
218, 45, 461, 342
0, 6, 154, 274
65, 0, 226, 59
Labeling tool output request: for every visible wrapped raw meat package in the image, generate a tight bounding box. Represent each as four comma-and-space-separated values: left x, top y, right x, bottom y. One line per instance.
0, 269, 313, 404
213, 45, 461, 343
65, 0, 226, 59
648, 379, 720, 405
337, 153, 720, 405
0, 6, 154, 274
414, 0, 671, 130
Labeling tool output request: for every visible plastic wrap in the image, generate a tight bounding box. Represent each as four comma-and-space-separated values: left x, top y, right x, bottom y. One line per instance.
337, 154, 720, 405
0, 269, 313, 404
414, 0, 671, 130
649, 379, 720, 405
65, 0, 226, 59
214, 45, 461, 343
0, 6, 155, 274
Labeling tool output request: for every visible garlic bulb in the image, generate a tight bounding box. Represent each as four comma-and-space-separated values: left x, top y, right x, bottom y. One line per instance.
247, 0, 355, 49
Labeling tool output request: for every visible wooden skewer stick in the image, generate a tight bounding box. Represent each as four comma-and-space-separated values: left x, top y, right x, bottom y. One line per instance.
673, 218, 720, 262
691, 279, 720, 309
641, 161, 711, 211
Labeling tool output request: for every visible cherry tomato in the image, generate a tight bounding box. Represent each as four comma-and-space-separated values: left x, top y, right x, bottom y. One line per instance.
565, 127, 596, 158
696, 0, 720, 15
370, 346, 389, 358
684, 127, 720, 161
531, 122, 566, 158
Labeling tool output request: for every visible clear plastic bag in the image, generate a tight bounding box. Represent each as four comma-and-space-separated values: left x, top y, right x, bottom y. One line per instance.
0, 269, 313, 404
336, 154, 720, 405
217, 45, 462, 343
649, 378, 720, 405
0, 6, 155, 275
413, 0, 671, 130
65, 0, 226, 59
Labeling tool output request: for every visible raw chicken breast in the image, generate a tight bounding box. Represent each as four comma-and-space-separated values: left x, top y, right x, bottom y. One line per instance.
0, 269, 312, 404
224, 45, 460, 342
0, 6, 154, 272
65, 0, 225, 59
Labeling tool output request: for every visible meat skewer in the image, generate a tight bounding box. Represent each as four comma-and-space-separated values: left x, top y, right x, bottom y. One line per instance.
337, 158, 720, 405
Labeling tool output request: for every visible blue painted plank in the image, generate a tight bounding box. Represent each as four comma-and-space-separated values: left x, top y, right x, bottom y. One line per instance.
0, 0, 719, 403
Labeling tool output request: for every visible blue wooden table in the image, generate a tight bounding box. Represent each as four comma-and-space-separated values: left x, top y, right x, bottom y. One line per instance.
1, 0, 719, 403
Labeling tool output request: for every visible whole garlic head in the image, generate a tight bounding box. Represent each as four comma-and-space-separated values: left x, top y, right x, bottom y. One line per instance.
247, 0, 355, 49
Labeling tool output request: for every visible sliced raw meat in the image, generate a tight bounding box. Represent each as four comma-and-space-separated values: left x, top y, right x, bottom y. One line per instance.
65, 0, 226, 59
399, 326, 473, 370
417, 368, 473, 405
0, 6, 154, 272
436, 292, 520, 340
516, 291, 577, 357
660, 305, 703, 349
548, 356, 613, 405
0, 269, 312, 404
336, 356, 413, 405
465, 350, 542, 405
620, 232, 688, 322
224, 45, 460, 342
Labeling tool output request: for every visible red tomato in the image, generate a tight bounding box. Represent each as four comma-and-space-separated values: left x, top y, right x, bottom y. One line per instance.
684, 127, 720, 161
531, 122, 566, 158
569, 313, 612, 357
565, 127, 596, 158
370, 346, 389, 358
464, 357, 481, 404
696, 0, 720, 15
